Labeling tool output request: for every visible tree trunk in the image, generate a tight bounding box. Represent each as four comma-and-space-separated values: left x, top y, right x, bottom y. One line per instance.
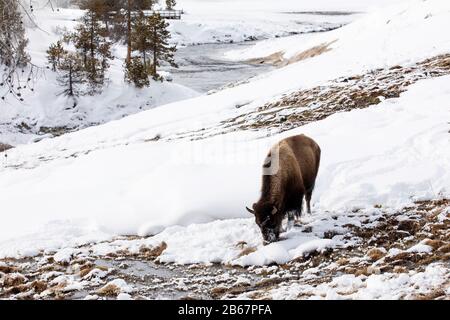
68, 62, 73, 97
153, 49, 157, 76
143, 51, 146, 69
153, 29, 157, 76
126, 0, 132, 64
90, 13, 96, 75
90, 15, 95, 60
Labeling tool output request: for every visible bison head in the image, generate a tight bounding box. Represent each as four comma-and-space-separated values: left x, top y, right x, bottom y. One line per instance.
246, 202, 282, 244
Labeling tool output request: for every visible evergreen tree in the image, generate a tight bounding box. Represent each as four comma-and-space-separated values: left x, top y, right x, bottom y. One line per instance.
78, 0, 115, 34
147, 14, 177, 80
46, 40, 66, 71
104, 0, 156, 61
57, 52, 85, 100
166, 0, 176, 10
70, 10, 113, 94
131, 12, 153, 71
124, 57, 149, 88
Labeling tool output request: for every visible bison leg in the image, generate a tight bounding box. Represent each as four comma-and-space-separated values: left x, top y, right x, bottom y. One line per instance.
294, 196, 303, 222
287, 211, 296, 230
305, 190, 313, 214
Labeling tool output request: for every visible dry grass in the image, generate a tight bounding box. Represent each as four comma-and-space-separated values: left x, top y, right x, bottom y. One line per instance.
79, 265, 95, 278
96, 283, 121, 297
247, 52, 285, 66
171, 54, 450, 142
238, 247, 257, 258
0, 265, 19, 274
366, 248, 386, 261
2, 273, 27, 287
247, 41, 335, 67
139, 241, 168, 260
285, 41, 336, 65
30, 280, 48, 293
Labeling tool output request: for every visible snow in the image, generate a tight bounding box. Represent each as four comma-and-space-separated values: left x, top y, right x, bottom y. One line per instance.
165, 0, 412, 45
0, 0, 449, 267
105, 279, 134, 294
1, 7, 200, 146
255, 263, 449, 300
2, 72, 449, 261
225, 0, 450, 64
53, 247, 77, 264
117, 293, 133, 300
407, 242, 433, 254
2, 0, 383, 146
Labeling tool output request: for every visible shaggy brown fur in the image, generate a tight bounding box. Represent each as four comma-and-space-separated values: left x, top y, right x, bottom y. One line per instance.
247, 134, 321, 244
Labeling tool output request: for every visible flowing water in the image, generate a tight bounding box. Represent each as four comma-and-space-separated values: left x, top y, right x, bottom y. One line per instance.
165, 42, 275, 93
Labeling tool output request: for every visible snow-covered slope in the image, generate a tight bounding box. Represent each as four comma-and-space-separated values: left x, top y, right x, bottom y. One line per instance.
0, 8, 200, 146
2, 0, 377, 146
1, 0, 449, 260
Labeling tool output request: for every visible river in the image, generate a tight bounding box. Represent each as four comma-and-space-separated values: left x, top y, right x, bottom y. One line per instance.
164, 41, 275, 93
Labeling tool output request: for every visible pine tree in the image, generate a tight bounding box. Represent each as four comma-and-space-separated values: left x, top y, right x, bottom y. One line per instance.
106, 0, 156, 60
57, 52, 85, 100
124, 57, 149, 88
70, 10, 113, 94
46, 40, 66, 71
166, 0, 176, 10
131, 12, 153, 71
147, 14, 177, 80
78, 0, 115, 34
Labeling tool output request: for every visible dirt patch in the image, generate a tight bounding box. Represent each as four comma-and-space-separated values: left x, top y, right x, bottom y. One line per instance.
247, 41, 335, 67
248, 52, 285, 66
285, 41, 335, 65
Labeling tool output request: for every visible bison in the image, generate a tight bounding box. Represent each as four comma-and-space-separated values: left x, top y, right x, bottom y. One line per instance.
246, 134, 321, 244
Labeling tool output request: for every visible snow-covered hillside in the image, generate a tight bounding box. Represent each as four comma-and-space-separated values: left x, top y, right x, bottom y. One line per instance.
0, 0, 449, 300
1, 0, 407, 146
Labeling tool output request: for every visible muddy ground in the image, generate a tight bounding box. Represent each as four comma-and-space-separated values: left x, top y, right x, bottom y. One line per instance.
1, 199, 448, 300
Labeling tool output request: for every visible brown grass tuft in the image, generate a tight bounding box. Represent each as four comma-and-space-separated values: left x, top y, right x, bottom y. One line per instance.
367, 248, 386, 261
139, 242, 167, 259
97, 283, 121, 297
30, 280, 48, 293
424, 239, 444, 250
247, 41, 336, 67
285, 41, 336, 66
238, 247, 257, 258
437, 244, 450, 254
3, 273, 27, 287
0, 265, 19, 274
79, 266, 95, 278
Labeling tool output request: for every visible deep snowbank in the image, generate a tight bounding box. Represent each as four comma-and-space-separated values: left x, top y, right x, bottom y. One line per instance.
1, 75, 449, 258
1, 0, 450, 259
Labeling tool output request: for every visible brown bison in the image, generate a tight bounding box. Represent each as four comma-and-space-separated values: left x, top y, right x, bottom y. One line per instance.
246, 134, 321, 244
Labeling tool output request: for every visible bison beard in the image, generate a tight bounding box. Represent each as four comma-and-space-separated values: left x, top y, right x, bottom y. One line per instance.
247, 134, 321, 244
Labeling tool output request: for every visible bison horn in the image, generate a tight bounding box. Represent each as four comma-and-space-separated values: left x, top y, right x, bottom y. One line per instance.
246, 206, 255, 214
271, 206, 278, 215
